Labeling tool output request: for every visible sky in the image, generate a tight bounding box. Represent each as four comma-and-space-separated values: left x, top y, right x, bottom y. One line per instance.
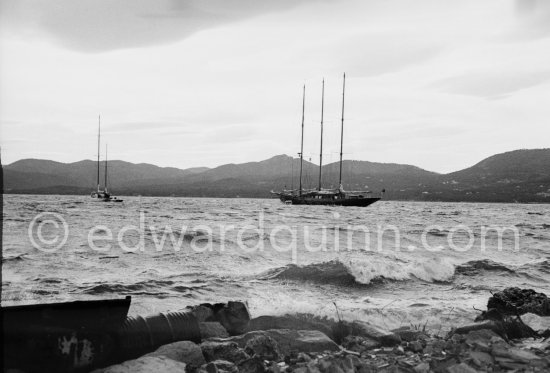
1, 0, 549, 174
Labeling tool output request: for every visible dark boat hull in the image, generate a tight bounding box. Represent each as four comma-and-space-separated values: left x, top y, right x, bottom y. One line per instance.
91, 191, 123, 202
91, 198, 123, 202
278, 194, 380, 206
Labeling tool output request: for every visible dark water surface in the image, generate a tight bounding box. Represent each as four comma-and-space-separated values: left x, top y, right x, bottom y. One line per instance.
2, 195, 549, 330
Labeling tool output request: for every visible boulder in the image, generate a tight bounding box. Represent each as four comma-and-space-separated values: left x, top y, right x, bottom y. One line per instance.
491, 346, 546, 364
200, 360, 238, 373
408, 341, 423, 353
188, 305, 215, 322
201, 322, 230, 339
213, 301, 251, 335
451, 320, 506, 339
468, 351, 493, 368
348, 320, 401, 346
474, 308, 504, 322
217, 329, 339, 356
341, 335, 380, 352
237, 357, 266, 373
244, 334, 282, 361
200, 341, 250, 364
392, 328, 428, 342
463, 329, 503, 346
521, 313, 550, 334
92, 356, 186, 373
502, 318, 537, 339
315, 356, 356, 373
486, 287, 550, 317
446, 362, 479, 373
414, 362, 430, 373
144, 340, 205, 367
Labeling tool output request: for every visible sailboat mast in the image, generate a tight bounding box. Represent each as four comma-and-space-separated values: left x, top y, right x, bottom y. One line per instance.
318, 79, 325, 191
105, 144, 108, 193
338, 73, 346, 189
299, 84, 306, 196
97, 115, 101, 193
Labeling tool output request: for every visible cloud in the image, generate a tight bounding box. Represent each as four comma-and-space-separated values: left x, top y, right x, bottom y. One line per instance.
512, 0, 550, 39
0, 0, 317, 52
429, 70, 550, 98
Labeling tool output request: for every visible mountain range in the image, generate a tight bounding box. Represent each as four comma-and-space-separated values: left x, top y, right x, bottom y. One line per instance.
2, 149, 550, 202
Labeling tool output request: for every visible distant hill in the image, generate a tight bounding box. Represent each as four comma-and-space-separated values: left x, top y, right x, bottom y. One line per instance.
3, 159, 209, 192
419, 149, 550, 202
3, 149, 550, 202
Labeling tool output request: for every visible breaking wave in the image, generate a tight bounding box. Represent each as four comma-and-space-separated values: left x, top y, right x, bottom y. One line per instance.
258, 257, 542, 287
455, 259, 515, 275
258, 257, 457, 286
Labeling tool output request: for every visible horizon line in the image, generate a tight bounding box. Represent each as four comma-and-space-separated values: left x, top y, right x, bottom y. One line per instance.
3, 147, 549, 176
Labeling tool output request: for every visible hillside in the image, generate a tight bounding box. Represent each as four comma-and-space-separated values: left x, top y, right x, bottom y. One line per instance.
3, 149, 550, 202
4, 159, 209, 191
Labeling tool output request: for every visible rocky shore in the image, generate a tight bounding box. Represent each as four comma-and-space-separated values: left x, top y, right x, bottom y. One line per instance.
93, 288, 550, 373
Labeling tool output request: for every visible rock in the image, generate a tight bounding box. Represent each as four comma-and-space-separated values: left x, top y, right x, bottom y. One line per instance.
237, 357, 266, 373
468, 351, 493, 367
341, 335, 380, 352
393, 328, 428, 342
247, 315, 334, 340
188, 305, 215, 322
464, 329, 504, 347
414, 362, 430, 373
486, 287, 550, 317
446, 362, 479, 373
144, 340, 206, 367
205, 362, 219, 373
215, 329, 339, 356
244, 334, 282, 361
493, 356, 527, 370
429, 357, 458, 372
214, 301, 251, 335
521, 313, 550, 334
452, 320, 506, 339
474, 308, 504, 322
308, 356, 355, 373
93, 356, 187, 373
201, 322, 230, 339
200, 341, 250, 364
408, 341, 423, 353
502, 317, 537, 339
393, 345, 405, 355
348, 320, 401, 347
491, 346, 545, 364
201, 360, 238, 373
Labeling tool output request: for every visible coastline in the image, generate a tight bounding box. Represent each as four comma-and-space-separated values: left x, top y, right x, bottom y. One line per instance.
6, 287, 548, 373
92, 288, 550, 373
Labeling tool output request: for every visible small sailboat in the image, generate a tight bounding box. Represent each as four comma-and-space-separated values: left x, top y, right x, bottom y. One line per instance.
273, 74, 383, 206
90, 116, 123, 202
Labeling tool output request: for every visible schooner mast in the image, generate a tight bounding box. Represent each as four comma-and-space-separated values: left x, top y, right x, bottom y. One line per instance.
338, 73, 346, 189
271, 73, 382, 207
318, 79, 325, 191
298, 85, 306, 196
97, 115, 101, 193
104, 144, 108, 194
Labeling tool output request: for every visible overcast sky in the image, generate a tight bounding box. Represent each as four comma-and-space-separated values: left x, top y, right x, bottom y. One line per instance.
1, 0, 549, 173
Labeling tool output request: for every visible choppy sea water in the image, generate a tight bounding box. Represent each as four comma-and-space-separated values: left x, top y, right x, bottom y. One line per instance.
2, 195, 549, 331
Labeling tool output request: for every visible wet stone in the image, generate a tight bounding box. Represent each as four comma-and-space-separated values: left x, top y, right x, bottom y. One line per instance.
446, 362, 479, 373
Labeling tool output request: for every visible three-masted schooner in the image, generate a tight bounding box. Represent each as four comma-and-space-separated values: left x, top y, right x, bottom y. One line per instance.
273, 74, 383, 206
90, 116, 123, 202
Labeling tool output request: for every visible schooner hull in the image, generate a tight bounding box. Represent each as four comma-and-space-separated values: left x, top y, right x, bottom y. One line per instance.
277, 194, 380, 207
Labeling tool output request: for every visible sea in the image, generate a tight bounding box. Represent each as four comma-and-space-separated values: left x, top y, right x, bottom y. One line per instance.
2, 195, 549, 332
